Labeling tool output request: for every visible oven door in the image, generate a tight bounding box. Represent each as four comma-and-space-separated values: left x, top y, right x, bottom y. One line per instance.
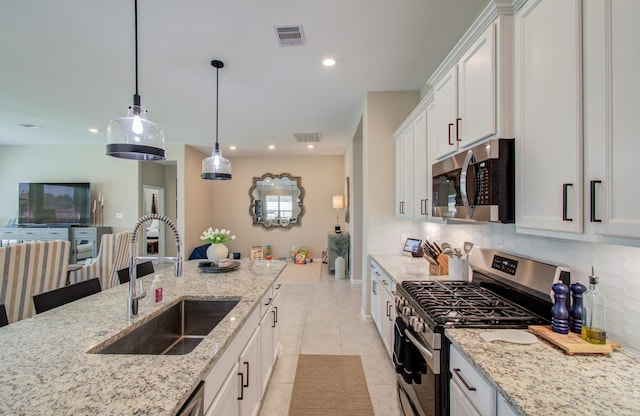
396, 328, 443, 416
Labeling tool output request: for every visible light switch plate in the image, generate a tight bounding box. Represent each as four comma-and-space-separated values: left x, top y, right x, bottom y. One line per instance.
115, 212, 124, 219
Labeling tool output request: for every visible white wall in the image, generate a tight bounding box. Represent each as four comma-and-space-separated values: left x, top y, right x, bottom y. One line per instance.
361, 90, 420, 317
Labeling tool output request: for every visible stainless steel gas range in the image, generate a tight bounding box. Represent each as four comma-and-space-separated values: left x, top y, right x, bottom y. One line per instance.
394, 248, 570, 416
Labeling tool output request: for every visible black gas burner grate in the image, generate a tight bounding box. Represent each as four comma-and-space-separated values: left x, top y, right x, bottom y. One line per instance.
401, 280, 544, 327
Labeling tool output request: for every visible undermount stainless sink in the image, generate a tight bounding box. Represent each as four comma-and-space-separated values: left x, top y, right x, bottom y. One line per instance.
93, 299, 240, 355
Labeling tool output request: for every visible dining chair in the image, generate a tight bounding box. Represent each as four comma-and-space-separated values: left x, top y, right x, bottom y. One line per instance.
117, 260, 155, 284
0, 240, 70, 323
68, 232, 131, 290
0, 304, 8, 327
33, 277, 101, 314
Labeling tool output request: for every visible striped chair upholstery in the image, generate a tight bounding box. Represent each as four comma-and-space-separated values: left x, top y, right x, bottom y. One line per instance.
69, 232, 131, 290
0, 240, 70, 324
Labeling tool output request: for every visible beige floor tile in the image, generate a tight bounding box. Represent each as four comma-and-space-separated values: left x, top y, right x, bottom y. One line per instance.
258, 382, 293, 416
368, 384, 402, 416
270, 355, 299, 383
263, 269, 401, 416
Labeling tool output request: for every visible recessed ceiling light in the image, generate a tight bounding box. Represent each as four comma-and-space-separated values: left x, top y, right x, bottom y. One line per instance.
88, 128, 100, 134
229, 145, 237, 150
307, 144, 314, 149
323, 58, 336, 67
268, 145, 276, 150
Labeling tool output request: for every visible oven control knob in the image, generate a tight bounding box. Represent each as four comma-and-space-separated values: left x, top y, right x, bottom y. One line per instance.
410, 316, 425, 332
395, 296, 406, 308
401, 306, 413, 316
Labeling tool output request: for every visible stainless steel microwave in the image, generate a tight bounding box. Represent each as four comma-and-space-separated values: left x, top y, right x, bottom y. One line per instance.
432, 138, 515, 223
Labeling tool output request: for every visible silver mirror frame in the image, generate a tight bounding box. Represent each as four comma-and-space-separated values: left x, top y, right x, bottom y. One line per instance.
249, 172, 305, 230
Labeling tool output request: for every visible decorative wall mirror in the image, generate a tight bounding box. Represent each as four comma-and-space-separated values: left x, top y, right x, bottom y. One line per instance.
249, 173, 305, 229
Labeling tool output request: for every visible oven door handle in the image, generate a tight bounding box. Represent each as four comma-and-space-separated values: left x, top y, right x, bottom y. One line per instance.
404, 328, 434, 362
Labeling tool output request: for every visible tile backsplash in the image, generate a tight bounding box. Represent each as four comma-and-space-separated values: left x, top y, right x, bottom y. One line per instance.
368, 216, 640, 356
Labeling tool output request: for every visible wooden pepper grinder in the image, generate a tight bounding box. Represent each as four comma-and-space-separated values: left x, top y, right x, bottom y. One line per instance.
551, 283, 569, 334
569, 282, 587, 334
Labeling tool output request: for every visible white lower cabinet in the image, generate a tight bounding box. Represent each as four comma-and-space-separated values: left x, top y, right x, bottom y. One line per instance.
239, 328, 261, 416
450, 344, 519, 416
205, 362, 239, 416
370, 258, 396, 358
204, 280, 282, 416
450, 379, 482, 416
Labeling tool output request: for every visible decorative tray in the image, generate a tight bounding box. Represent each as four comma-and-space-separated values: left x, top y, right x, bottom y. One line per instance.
197, 260, 241, 274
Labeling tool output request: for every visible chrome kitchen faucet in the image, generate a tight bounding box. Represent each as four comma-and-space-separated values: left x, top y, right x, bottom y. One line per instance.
128, 213, 182, 322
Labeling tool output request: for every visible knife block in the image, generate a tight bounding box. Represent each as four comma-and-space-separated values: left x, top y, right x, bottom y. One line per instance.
428, 254, 448, 276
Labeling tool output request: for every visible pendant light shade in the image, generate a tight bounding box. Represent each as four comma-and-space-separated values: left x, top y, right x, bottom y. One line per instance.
106, 0, 166, 161
202, 60, 232, 180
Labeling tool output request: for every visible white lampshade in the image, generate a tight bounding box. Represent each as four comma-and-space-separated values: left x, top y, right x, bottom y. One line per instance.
332, 195, 344, 209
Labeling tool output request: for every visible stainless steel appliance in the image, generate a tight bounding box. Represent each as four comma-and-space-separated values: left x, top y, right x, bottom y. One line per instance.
394, 248, 570, 416
432, 139, 515, 223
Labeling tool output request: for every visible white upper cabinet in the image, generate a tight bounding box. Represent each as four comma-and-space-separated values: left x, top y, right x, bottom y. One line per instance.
584, 0, 640, 240
412, 108, 429, 220
458, 23, 496, 148
395, 129, 414, 219
434, 66, 459, 160
395, 93, 432, 221
515, 0, 583, 233
430, 12, 513, 161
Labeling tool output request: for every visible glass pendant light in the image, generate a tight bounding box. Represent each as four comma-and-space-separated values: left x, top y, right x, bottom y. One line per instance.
201, 60, 232, 180
106, 0, 166, 161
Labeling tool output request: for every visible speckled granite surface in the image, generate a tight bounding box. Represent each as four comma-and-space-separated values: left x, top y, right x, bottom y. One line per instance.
0, 259, 285, 416
446, 329, 640, 416
370, 254, 446, 282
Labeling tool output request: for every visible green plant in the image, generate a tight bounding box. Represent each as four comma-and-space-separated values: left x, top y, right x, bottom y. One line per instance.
331, 234, 350, 257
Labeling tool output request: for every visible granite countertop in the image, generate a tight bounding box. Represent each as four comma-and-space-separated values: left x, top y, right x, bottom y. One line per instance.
0, 259, 286, 416
370, 253, 447, 282
446, 328, 640, 416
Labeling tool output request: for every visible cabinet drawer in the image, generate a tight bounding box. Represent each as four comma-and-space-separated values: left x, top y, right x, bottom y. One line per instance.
42, 229, 68, 239
73, 228, 97, 237
450, 345, 495, 416
0, 229, 20, 239
20, 229, 43, 239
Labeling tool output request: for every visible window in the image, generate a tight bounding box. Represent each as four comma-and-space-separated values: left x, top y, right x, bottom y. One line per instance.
265, 195, 293, 220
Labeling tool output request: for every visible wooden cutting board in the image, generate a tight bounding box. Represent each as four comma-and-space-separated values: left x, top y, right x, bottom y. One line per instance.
529, 325, 620, 355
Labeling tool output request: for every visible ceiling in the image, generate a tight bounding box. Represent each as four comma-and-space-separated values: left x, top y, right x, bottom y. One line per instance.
0, 0, 489, 157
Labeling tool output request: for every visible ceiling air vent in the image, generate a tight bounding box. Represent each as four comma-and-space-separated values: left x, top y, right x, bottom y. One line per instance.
275, 25, 305, 47
294, 132, 321, 143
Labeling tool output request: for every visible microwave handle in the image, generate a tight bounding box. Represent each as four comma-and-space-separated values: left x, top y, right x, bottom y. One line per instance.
459, 150, 475, 215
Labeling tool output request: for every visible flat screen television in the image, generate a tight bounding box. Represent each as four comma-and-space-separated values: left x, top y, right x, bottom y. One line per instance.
18, 182, 91, 226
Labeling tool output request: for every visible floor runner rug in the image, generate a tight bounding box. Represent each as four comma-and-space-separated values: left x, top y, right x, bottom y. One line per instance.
278, 260, 321, 283
288, 354, 374, 416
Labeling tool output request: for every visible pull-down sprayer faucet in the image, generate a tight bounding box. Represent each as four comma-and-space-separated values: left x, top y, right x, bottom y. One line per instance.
128, 213, 182, 321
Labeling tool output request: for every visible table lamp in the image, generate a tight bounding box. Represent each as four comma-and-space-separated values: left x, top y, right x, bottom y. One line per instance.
332, 195, 344, 233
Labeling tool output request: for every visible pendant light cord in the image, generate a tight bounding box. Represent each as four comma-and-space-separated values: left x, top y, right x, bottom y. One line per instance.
133, 0, 141, 107
215, 63, 219, 150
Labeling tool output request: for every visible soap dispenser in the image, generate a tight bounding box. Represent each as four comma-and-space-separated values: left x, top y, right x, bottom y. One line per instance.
581, 267, 607, 344
150, 274, 163, 304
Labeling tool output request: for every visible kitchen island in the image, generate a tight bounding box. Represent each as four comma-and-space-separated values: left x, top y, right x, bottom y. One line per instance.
0, 259, 286, 415
446, 328, 640, 416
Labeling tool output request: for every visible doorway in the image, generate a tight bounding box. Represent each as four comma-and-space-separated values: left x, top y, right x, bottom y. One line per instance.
143, 186, 165, 256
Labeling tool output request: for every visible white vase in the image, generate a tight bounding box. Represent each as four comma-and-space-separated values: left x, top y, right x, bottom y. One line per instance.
335, 255, 346, 279
207, 244, 229, 262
